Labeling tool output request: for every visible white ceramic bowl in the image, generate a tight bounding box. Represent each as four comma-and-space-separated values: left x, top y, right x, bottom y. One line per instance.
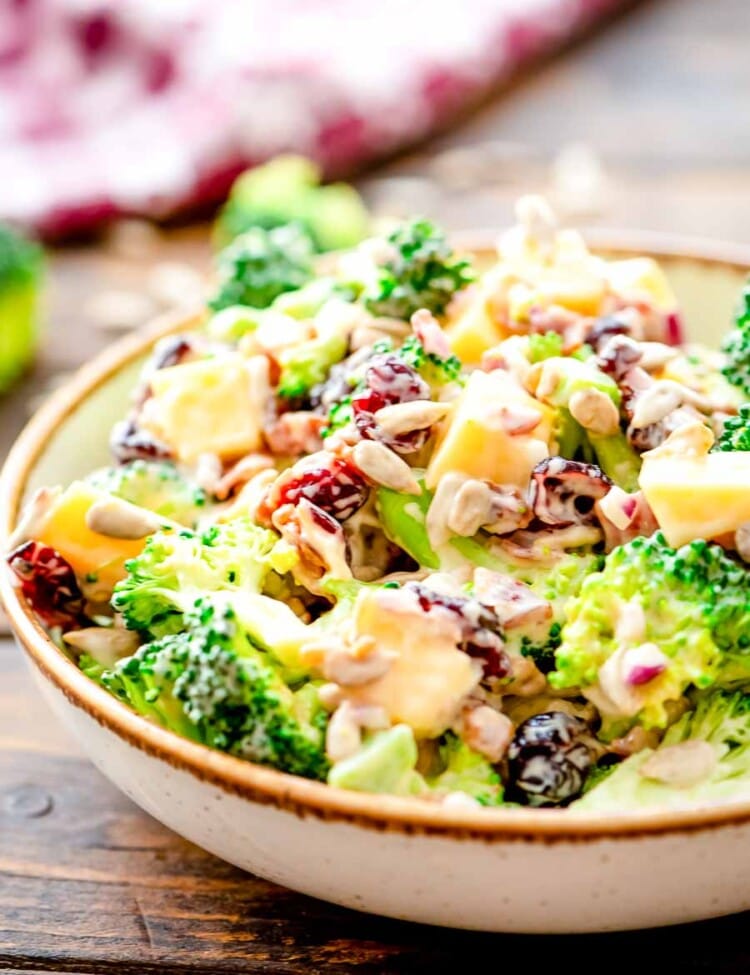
4, 236, 750, 934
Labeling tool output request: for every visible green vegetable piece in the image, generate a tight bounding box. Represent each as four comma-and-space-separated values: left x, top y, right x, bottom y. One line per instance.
205, 304, 264, 341
364, 219, 475, 320
552, 533, 750, 732
93, 596, 329, 779
214, 154, 369, 252
112, 517, 297, 639
86, 460, 207, 528
528, 331, 564, 363
576, 689, 750, 810
0, 223, 43, 392
588, 430, 642, 492
427, 734, 504, 806
209, 225, 314, 311
328, 725, 424, 795
398, 334, 462, 387
376, 482, 440, 569
277, 329, 348, 399
713, 403, 750, 452
721, 279, 750, 397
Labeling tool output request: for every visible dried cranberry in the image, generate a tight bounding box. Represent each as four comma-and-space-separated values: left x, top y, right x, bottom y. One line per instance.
596, 335, 642, 383
149, 335, 198, 372
277, 458, 368, 522
365, 354, 430, 406
351, 354, 431, 454
587, 315, 631, 351
7, 541, 83, 630
529, 457, 611, 527
506, 712, 593, 806
110, 418, 172, 464
404, 582, 510, 679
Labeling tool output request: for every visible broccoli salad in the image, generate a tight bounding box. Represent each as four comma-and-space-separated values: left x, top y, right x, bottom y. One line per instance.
10, 195, 750, 812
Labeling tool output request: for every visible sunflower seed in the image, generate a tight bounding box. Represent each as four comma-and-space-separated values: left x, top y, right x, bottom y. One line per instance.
374, 400, 450, 436
85, 497, 162, 539
352, 441, 420, 494
63, 627, 139, 665
446, 479, 493, 537
569, 388, 620, 436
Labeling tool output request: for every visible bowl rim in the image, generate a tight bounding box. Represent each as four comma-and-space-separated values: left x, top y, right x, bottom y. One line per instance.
4, 231, 750, 843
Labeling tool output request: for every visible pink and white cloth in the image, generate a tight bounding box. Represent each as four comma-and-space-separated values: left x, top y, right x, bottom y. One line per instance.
0, 0, 625, 238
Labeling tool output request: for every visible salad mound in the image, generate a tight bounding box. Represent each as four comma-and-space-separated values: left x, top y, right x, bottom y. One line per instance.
11, 196, 750, 812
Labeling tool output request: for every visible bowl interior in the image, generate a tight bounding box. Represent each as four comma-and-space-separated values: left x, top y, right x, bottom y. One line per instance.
24, 243, 748, 501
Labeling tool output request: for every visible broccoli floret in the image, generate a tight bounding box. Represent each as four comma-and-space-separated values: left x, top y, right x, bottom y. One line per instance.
213, 155, 369, 252
112, 518, 297, 637
97, 596, 329, 778
398, 334, 462, 387
328, 724, 424, 796
363, 219, 475, 320
86, 460, 207, 528
713, 404, 750, 452
276, 300, 351, 399
721, 280, 750, 397
426, 734, 504, 806
552, 533, 750, 730
0, 223, 43, 391
208, 225, 314, 311
576, 689, 750, 810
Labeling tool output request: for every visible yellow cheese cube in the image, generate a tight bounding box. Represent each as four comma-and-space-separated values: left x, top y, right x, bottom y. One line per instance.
445, 292, 507, 364
32, 482, 149, 591
346, 589, 479, 738
639, 451, 750, 548
426, 370, 553, 491
145, 354, 268, 462
605, 257, 677, 311
532, 268, 606, 316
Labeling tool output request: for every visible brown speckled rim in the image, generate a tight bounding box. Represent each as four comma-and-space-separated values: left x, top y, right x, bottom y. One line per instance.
4, 236, 750, 843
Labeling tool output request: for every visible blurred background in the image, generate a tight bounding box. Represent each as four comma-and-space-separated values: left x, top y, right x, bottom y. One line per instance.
0, 0, 748, 468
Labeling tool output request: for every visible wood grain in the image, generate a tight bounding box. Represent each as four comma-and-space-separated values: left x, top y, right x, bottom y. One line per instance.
3, 0, 750, 969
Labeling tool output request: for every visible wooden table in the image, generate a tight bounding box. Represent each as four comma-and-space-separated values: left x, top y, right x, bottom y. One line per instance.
4, 0, 750, 969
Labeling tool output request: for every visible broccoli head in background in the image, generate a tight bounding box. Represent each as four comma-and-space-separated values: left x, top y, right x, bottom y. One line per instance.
721, 278, 750, 398
713, 403, 750, 452
552, 533, 750, 733
0, 223, 43, 392
209, 224, 314, 311
86, 460, 207, 528
576, 689, 750, 810
364, 219, 475, 320
213, 155, 370, 253
88, 596, 329, 779
112, 517, 297, 638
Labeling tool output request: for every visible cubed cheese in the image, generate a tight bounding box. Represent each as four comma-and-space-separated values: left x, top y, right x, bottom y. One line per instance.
605, 258, 677, 311
144, 354, 269, 462
346, 588, 479, 738
640, 451, 750, 548
426, 369, 553, 491
31, 481, 149, 591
